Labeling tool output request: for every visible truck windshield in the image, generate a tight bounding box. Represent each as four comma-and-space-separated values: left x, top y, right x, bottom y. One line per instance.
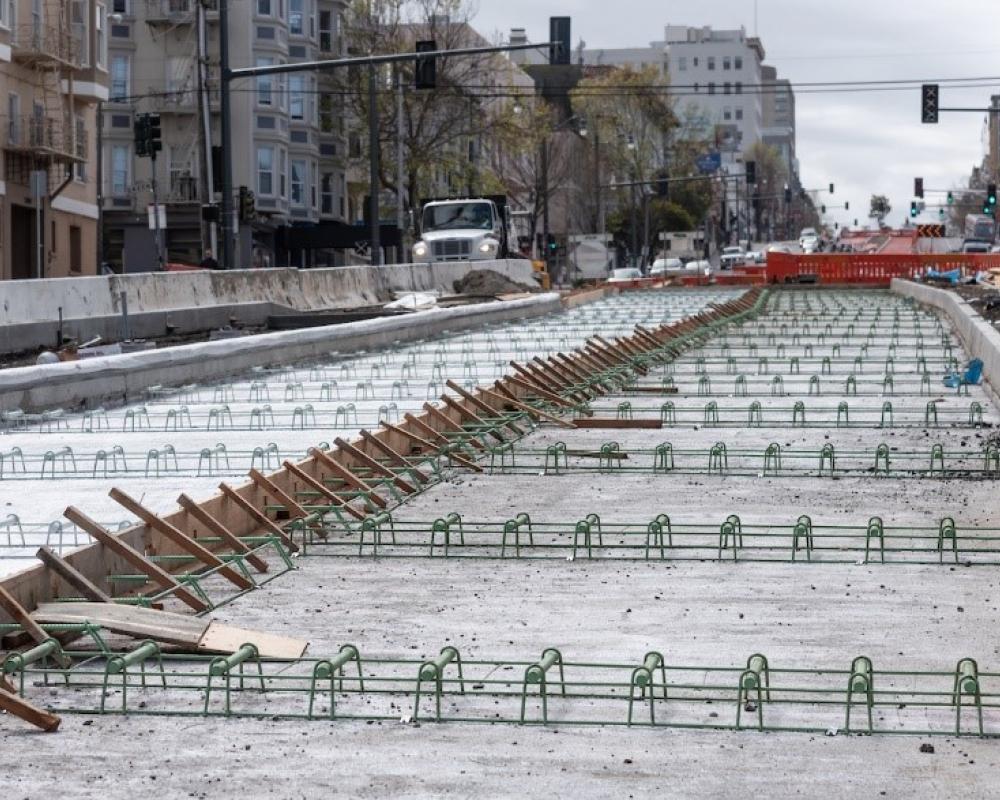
422, 202, 493, 232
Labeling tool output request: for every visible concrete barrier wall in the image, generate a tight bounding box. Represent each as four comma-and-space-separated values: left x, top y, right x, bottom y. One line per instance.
0, 293, 562, 413
891, 278, 1000, 407
0, 259, 536, 326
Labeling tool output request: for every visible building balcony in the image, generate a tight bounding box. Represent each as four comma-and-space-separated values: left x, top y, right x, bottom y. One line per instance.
11, 24, 76, 67
4, 115, 86, 163
144, 0, 196, 24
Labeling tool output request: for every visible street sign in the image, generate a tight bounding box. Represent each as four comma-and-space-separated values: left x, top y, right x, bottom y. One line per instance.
695, 152, 721, 174
147, 204, 166, 230
916, 223, 946, 238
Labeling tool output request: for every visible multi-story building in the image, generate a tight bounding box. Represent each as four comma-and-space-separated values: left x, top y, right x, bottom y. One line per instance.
102, 0, 349, 271
0, 0, 107, 279
762, 64, 797, 180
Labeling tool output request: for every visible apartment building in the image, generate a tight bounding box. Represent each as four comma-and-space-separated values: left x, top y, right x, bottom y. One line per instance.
762, 64, 797, 180
0, 0, 106, 279
102, 0, 349, 271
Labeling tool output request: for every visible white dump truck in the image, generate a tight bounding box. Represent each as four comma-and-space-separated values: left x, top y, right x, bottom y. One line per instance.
412, 196, 513, 263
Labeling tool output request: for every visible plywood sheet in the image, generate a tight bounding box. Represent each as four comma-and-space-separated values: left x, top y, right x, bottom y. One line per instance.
33, 602, 208, 647
198, 621, 308, 659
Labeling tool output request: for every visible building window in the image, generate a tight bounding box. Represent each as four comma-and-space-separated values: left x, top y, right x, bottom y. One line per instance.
256, 57, 274, 105
724, 82, 731, 95
723, 107, 732, 121
723, 57, 731, 70
319, 94, 333, 131
257, 0, 270, 15
257, 146, 274, 195
289, 74, 304, 119
290, 158, 305, 204
692, 56, 698, 67
735, 108, 743, 121
110, 54, 129, 100
677, 56, 686, 71
310, 161, 317, 208
279, 148, 287, 197
319, 9, 331, 50
321, 173, 333, 214
111, 144, 130, 195
7, 93, 18, 144
69, 226, 82, 273
707, 82, 715, 95
0, 0, 7, 28
736, 82, 743, 94
289, 0, 302, 34
112, 0, 127, 13
96, 3, 106, 67
707, 56, 715, 70
74, 115, 87, 182
735, 56, 743, 69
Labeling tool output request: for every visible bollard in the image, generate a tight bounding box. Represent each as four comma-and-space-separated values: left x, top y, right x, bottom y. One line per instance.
520, 648, 566, 724
204, 643, 265, 716
628, 651, 668, 726
952, 658, 984, 736
736, 653, 770, 731
101, 640, 166, 713
414, 646, 465, 722
845, 655, 874, 734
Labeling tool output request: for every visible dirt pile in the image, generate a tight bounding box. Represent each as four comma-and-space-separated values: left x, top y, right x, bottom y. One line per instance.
452, 269, 539, 296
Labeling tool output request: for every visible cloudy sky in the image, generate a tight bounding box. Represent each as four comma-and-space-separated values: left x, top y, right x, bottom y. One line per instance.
472, 0, 1000, 231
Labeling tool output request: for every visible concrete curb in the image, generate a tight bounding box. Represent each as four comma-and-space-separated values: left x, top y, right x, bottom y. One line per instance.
891, 278, 1000, 407
0, 293, 562, 413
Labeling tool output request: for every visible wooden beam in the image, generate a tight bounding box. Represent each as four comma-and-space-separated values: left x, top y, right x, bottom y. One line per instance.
0, 679, 60, 731
217, 484, 301, 553
333, 436, 418, 494
108, 489, 253, 591
281, 461, 367, 520
248, 469, 315, 523
439, 395, 506, 442
0, 584, 72, 667
573, 418, 664, 429
444, 380, 525, 434
504, 374, 574, 409
487, 383, 576, 428
62, 506, 208, 613
422, 402, 486, 450
308, 447, 388, 508
402, 412, 450, 445
36, 546, 112, 603
357, 430, 429, 482
176, 494, 270, 573
383, 419, 482, 472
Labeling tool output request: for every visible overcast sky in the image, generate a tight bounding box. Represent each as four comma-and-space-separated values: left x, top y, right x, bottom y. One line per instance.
472, 0, 1000, 232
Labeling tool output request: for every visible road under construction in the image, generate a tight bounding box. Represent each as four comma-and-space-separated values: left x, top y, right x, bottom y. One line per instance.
2, 278, 1000, 798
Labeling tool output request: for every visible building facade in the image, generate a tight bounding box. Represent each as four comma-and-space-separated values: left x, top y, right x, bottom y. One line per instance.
102, 0, 349, 271
0, 0, 107, 280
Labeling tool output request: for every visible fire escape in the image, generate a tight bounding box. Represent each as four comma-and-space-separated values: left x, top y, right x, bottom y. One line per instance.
6, 0, 86, 200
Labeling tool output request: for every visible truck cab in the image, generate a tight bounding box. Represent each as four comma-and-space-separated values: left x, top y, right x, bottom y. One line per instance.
412, 197, 510, 263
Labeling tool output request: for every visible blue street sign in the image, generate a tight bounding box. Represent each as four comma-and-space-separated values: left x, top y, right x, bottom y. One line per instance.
696, 152, 722, 174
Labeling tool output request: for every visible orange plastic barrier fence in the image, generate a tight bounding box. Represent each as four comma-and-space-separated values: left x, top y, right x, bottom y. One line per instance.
765, 252, 1000, 286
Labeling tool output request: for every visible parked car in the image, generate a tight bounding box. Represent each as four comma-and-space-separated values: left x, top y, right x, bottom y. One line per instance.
799, 227, 820, 252
745, 250, 766, 265
649, 257, 685, 276
607, 267, 643, 283
719, 246, 746, 270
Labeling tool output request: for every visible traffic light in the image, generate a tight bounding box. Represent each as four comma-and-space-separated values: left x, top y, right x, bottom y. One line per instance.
914, 177, 924, 198
983, 202, 993, 216
546, 233, 557, 252
938, 207, 945, 220
988, 183, 997, 206
844, 201, 849, 210
821, 205, 826, 214
655, 171, 669, 198
414, 40, 436, 90
238, 185, 255, 222
829, 183, 834, 194
745, 160, 756, 184
910, 200, 918, 217
133, 115, 149, 157
921, 83, 939, 124
549, 17, 571, 65
147, 113, 162, 154
947, 191, 954, 205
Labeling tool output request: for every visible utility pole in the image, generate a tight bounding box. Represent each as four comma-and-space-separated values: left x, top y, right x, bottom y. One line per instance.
95, 100, 104, 272
541, 139, 550, 269
593, 127, 602, 235
368, 63, 381, 266
196, 0, 216, 258
150, 148, 165, 271
395, 69, 405, 262
218, 0, 234, 269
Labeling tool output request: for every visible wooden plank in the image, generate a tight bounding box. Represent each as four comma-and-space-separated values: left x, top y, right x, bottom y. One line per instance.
401, 412, 450, 445
281, 461, 368, 520
35, 546, 112, 603
439, 395, 507, 442
248, 469, 310, 519
333, 436, 418, 493
444, 380, 525, 435
357, 430, 428, 482
625, 386, 679, 394
176, 494, 270, 573
63, 506, 209, 614
573, 418, 664, 429
198, 620, 308, 659
0, 682, 60, 732
0, 584, 73, 667
307, 448, 388, 508
487, 383, 576, 429
382, 419, 482, 472
422, 402, 487, 450
108, 489, 253, 591
505, 374, 574, 408
217, 483, 301, 552
33, 602, 209, 647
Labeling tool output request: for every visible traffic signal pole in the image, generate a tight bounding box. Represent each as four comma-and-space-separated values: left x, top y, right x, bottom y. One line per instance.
219, 0, 235, 270
150, 149, 165, 271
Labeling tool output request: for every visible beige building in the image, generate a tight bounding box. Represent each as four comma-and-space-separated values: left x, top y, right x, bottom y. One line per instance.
0, 0, 106, 279
103, 0, 350, 271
